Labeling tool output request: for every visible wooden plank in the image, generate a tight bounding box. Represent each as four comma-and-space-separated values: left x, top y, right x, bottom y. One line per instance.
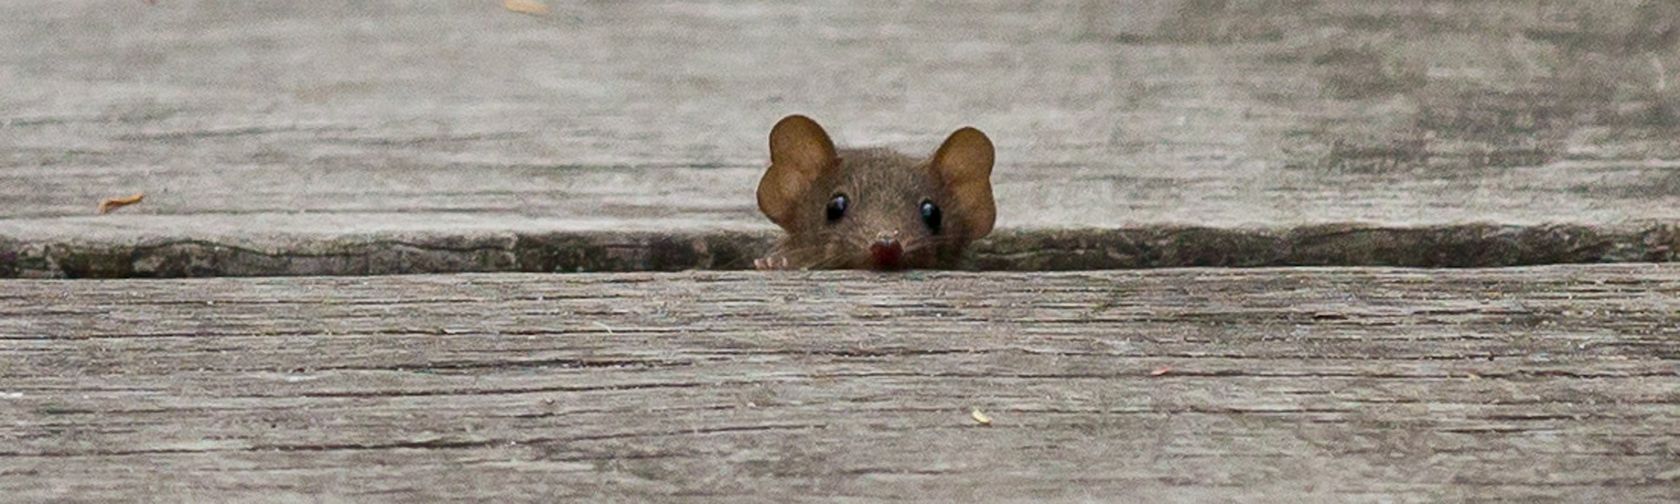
2, 265, 1677, 501
3, 1, 1680, 275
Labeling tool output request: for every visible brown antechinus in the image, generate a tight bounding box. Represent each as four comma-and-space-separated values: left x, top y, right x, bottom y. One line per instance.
754, 115, 996, 271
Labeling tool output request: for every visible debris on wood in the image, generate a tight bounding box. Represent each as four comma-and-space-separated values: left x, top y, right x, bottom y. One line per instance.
97, 193, 145, 214
1150, 366, 1172, 376
504, 0, 550, 17
970, 408, 992, 426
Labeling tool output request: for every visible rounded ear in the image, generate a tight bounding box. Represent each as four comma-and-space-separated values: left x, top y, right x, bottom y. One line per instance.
757, 115, 837, 230
930, 127, 996, 239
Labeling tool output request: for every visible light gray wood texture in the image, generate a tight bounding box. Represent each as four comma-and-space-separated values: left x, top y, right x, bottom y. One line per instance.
4, 1, 1680, 275
2, 266, 1677, 501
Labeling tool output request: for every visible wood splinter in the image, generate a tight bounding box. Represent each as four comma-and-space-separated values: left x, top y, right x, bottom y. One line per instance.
97, 193, 145, 214
503, 0, 550, 16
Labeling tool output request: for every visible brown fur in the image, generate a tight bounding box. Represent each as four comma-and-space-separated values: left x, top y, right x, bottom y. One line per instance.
755, 115, 995, 270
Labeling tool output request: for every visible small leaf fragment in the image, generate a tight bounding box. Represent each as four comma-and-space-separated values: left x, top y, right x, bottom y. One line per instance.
970, 408, 992, 426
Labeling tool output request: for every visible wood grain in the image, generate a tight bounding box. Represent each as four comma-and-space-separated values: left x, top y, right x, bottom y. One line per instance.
2, 266, 1677, 501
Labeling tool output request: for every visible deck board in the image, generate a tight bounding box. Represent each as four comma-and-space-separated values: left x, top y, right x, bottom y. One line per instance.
3, 1, 1680, 275
2, 266, 1677, 501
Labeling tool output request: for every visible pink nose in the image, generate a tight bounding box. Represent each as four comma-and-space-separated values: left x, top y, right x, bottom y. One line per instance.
869, 239, 904, 270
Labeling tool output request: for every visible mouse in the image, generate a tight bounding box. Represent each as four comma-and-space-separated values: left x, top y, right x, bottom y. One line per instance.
753, 114, 996, 271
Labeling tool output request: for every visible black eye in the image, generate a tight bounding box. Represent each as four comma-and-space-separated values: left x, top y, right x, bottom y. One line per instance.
920, 199, 942, 234
826, 193, 848, 222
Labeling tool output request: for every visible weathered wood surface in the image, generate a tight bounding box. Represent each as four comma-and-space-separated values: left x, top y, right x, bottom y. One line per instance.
4, 1, 1680, 276
2, 266, 1677, 502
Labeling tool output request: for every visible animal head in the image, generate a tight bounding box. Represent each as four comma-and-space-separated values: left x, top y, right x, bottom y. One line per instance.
756, 115, 995, 270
